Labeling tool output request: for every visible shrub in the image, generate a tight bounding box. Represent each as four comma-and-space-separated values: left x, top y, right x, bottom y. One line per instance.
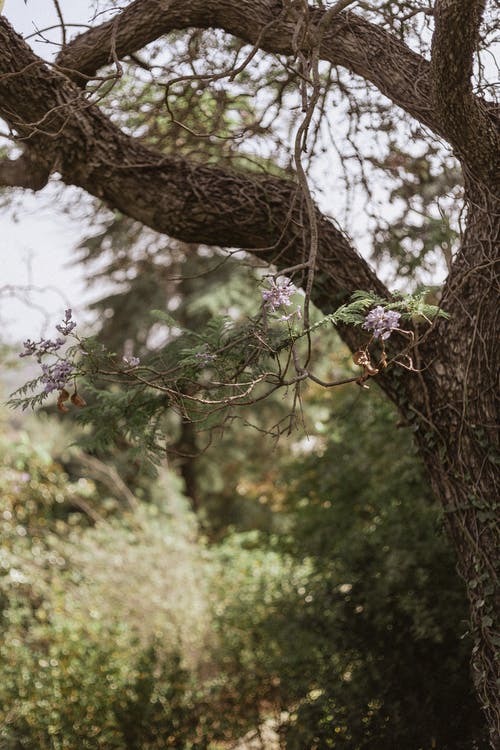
0, 618, 210, 750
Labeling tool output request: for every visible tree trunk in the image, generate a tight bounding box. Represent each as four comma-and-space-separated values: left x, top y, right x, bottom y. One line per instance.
175, 419, 200, 513
414, 184, 500, 745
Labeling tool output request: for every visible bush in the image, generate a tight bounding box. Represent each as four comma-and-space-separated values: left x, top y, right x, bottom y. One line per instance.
0, 617, 210, 749
0, 429, 215, 749
0, 396, 489, 749
0, 426, 289, 748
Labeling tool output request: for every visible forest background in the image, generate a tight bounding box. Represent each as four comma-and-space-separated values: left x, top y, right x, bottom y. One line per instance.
0, 1, 498, 748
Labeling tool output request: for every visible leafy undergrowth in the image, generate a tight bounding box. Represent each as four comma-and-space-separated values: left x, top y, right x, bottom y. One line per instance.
0, 395, 488, 749
0, 416, 299, 749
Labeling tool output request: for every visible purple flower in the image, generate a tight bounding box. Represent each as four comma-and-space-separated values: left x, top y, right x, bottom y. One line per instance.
41, 360, 74, 393
362, 306, 401, 340
19, 339, 38, 358
122, 355, 140, 367
55, 309, 77, 336
20, 336, 65, 360
37, 337, 66, 357
20, 310, 76, 361
262, 279, 294, 312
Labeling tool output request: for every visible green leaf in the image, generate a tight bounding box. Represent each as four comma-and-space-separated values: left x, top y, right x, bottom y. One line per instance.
150, 310, 181, 327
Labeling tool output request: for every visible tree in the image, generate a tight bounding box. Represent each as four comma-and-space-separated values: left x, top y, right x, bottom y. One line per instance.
0, 0, 498, 743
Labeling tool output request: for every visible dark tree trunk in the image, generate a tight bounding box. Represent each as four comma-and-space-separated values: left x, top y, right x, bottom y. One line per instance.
414, 184, 500, 744
175, 419, 200, 513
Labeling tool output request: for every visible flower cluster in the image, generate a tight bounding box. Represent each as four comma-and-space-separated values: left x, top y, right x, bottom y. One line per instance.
362, 306, 401, 340
19, 309, 78, 396
20, 336, 66, 361
122, 355, 141, 368
20, 310, 77, 362
55, 308, 77, 336
261, 279, 294, 312
41, 361, 74, 393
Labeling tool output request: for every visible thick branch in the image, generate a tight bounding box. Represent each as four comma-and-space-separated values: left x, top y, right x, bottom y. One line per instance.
0, 152, 50, 189
431, 0, 500, 186
0, 21, 95, 183
57, 0, 441, 137
0, 17, 392, 364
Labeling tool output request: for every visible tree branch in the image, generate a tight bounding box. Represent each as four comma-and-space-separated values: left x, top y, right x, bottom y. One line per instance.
0, 22, 383, 291
0, 151, 50, 190
56, 0, 441, 137
0, 17, 399, 392
431, 0, 500, 186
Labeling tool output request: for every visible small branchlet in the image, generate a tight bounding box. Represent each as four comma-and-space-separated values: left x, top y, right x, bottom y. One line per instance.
11, 308, 85, 414
9, 291, 446, 435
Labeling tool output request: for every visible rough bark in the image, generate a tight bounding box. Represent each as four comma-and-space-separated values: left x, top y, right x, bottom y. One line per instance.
431, 0, 499, 186
415, 185, 500, 745
56, 0, 442, 135
0, 2, 499, 742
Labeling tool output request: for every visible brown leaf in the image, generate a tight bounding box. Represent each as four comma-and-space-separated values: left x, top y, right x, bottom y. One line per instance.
71, 393, 87, 408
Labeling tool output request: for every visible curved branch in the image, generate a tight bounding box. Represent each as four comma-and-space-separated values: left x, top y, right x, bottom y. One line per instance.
0, 16, 413, 408
56, 0, 441, 137
55, 1, 500, 181
0, 17, 389, 351
431, 0, 500, 186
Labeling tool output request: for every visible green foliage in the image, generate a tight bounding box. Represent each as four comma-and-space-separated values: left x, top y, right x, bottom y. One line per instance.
312, 289, 448, 332
0, 619, 210, 750
0, 430, 96, 543
0, 0, 493, 744
0, 425, 208, 748
260, 387, 488, 749
0, 383, 488, 749
10, 289, 446, 460
0, 423, 292, 748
